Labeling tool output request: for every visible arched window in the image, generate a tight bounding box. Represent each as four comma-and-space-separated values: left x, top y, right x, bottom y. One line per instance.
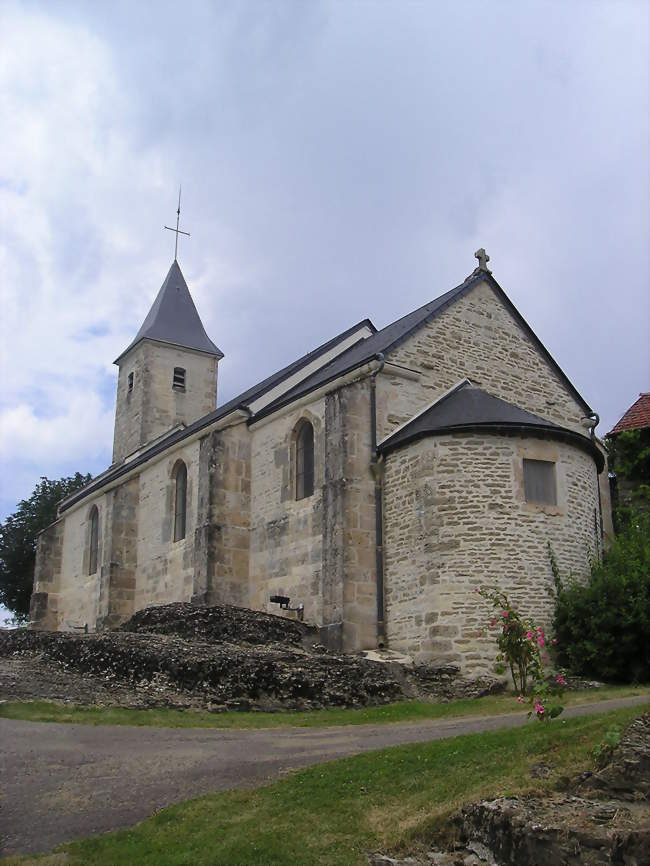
296, 421, 314, 500
88, 506, 99, 575
173, 461, 187, 541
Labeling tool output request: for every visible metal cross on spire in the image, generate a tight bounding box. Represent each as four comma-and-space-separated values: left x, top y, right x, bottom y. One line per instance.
474, 247, 491, 273
164, 187, 190, 260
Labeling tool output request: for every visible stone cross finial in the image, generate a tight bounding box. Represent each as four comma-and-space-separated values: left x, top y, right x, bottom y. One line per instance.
474, 248, 491, 272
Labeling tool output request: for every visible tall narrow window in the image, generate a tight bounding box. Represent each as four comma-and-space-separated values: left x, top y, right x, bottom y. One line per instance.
173, 461, 187, 541
173, 367, 186, 390
523, 459, 557, 505
296, 421, 314, 500
88, 506, 99, 575
127, 372, 134, 393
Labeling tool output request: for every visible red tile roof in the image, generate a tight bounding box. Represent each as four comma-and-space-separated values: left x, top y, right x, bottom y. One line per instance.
608, 392, 650, 436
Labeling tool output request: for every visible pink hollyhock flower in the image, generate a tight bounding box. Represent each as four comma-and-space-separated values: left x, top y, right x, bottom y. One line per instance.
535, 700, 545, 715
517, 696, 525, 704
537, 636, 545, 648
555, 674, 567, 686
552, 638, 558, 645
502, 611, 509, 618
526, 631, 534, 640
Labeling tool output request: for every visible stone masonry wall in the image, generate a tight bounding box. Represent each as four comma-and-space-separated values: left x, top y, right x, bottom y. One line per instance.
336, 380, 379, 651
383, 433, 599, 675
249, 401, 326, 628
134, 440, 200, 612
378, 279, 590, 444
30, 518, 65, 630
113, 341, 218, 462
102, 477, 140, 628
194, 421, 251, 608
54, 496, 108, 630
32, 491, 113, 632
113, 341, 147, 462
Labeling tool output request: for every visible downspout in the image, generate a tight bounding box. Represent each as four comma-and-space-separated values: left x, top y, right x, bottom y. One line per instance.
369, 352, 386, 647
584, 411, 605, 556
590, 413, 605, 554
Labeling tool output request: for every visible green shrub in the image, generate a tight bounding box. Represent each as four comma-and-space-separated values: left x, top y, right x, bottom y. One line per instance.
553, 511, 650, 683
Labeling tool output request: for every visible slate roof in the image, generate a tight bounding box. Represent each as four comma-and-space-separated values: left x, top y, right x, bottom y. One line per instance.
114, 260, 224, 363
253, 268, 593, 421
608, 393, 650, 436
379, 381, 604, 471
60, 264, 596, 512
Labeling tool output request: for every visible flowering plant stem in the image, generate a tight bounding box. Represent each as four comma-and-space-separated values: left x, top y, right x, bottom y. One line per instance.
474, 585, 566, 721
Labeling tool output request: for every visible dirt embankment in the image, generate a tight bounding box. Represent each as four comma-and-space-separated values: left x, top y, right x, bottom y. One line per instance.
0, 602, 499, 711
370, 713, 650, 866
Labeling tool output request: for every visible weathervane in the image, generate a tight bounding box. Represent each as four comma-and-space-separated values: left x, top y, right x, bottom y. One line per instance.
164, 187, 190, 260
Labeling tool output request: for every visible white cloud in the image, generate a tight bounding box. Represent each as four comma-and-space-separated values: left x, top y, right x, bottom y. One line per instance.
0, 0, 648, 521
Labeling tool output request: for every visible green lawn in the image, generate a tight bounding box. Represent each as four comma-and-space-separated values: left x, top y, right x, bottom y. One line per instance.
0, 685, 647, 730
3, 706, 644, 866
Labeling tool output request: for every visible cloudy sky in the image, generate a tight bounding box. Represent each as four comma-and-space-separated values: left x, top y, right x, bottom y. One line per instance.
1, 0, 648, 526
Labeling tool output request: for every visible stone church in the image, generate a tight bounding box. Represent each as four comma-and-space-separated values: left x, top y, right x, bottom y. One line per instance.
30, 250, 612, 675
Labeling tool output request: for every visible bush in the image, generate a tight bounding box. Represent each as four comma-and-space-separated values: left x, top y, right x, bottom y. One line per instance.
553, 512, 650, 683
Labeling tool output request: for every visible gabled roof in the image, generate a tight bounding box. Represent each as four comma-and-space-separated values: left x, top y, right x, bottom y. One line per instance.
379, 381, 604, 470
608, 393, 650, 436
253, 268, 593, 421
114, 260, 223, 363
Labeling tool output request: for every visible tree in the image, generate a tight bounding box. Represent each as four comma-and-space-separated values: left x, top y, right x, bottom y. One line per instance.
553, 511, 650, 683
607, 428, 650, 529
0, 473, 92, 620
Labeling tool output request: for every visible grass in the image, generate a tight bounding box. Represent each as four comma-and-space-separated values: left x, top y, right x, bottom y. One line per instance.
3, 706, 645, 866
0, 684, 647, 729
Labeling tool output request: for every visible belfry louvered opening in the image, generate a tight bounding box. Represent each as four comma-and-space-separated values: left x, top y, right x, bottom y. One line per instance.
172, 367, 186, 390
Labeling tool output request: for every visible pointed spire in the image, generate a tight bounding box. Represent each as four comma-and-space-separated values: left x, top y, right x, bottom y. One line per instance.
114, 260, 223, 364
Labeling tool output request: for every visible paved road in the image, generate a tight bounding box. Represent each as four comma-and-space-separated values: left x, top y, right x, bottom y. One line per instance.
1, 695, 648, 857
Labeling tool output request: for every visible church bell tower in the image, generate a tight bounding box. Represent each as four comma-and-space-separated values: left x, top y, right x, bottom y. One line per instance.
112, 259, 223, 463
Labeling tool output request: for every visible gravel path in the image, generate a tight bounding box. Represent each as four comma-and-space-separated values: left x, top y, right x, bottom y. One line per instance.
1, 694, 648, 857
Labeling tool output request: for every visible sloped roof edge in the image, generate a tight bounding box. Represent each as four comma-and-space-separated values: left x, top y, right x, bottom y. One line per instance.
378, 383, 603, 471
608, 392, 650, 436
252, 268, 594, 423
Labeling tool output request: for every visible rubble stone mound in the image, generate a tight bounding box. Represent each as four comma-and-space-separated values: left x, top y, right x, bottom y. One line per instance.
369, 712, 650, 866
0, 627, 402, 710
454, 794, 648, 865
120, 601, 317, 647
576, 712, 650, 801
0, 603, 501, 710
